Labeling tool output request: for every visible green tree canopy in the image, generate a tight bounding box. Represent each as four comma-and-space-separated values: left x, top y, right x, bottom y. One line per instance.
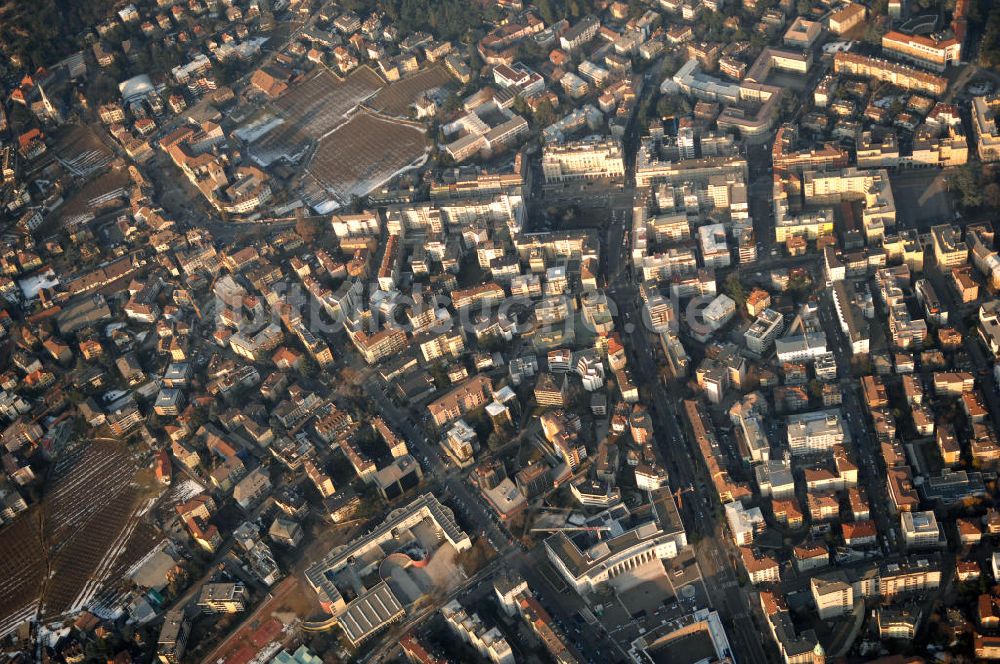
723, 273, 747, 309
948, 163, 983, 209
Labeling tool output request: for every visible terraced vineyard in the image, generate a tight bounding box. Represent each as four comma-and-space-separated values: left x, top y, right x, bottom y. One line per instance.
367, 65, 453, 118
0, 439, 159, 634
308, 111, 428, 204
0, 509, 45, 637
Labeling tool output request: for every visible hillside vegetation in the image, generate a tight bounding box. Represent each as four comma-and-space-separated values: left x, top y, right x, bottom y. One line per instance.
0, 0, 116, 69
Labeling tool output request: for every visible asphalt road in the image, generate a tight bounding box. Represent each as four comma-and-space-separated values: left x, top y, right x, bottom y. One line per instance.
816, 289, 903, 554
606, 281, 773, 664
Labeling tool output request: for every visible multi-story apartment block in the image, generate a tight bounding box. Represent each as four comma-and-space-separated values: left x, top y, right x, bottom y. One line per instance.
157, 608, 190, 664
811, 575, 853, 619
725, 501, 766, 545
760, 591, 825, 664
875, 266, 929, 350
772, 125, 849, 174
875, 558, 941, 600
833, 52, 947, 95
931, 224, 968, 268
350, 327, 408, 365
197, 583, 247, 613
787, 409, 846, 456
441, 600, 514, 664
542, 139, 625, 184
803, 168, 895, 243
973, 96, 1000, 162
428, 375, 493, 427
415, 330, 465, 363
230, 323, 284, 362
442, 419, 479, 468
933, 371, 975, 396
740, 547, 781, 585
745, 308, 784, 354
560, 15, 600, 51
452, 282, 507, 310
828, 3, 867, 34
698, 223, 731, 269
882, 31, 961, 72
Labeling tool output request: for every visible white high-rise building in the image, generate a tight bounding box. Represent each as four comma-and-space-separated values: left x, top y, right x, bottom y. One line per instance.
698, 223, 731, 269
745, 308, 784, 354
811, 575, 854, 619
677, 125, 697, 160
542, 139, 626, 184
441, 600, 515, 664
725, 501, 765, 546
787, 409, 846, 456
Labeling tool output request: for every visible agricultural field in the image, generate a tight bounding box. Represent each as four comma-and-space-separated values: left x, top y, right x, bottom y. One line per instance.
274, 66, 386, 139
367, 65, 453, 118
48, 164, 131, 229
251, 64, 449, 207
51, 124, 115, 178
307, 111, 428, 204
251, 66, 386, 167
0, 510, 45, 638
0, 440, 161, 634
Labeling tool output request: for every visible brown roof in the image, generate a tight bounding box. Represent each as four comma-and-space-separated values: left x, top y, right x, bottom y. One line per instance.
843, 520, 877, 539
739, 547, 778, 572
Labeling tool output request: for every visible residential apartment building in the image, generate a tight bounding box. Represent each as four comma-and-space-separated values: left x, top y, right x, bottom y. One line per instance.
542, 139, 625, 184
428, 375, 494, 427
932, 424, 956, 470
197, 583, 248, 613
451, 282, 507, 310
972, 96, 1000, 162
698, 223, 731, 269
560, 16, 600, 51
833, 52, 948, 95
803, 168, 895, 243
933, 371, 974, 396
157, 609, 190, 664
441, 600, 515, 664
726, 501, 766, 545
759, 591, 825, 664
416, 330, 466, 363
882, 31, 961, 72
931, 224, 968, 268
350, 327, 408, 365
787, 410, 846, 456
811, 575, 853, 619
832, 280, 871, 354
875, 558, 941, 600
740, 547, 781, 585
794, 544, 830, 573
230, 324, 284, 362
534, 373, 568, 407
828, 3, 867, 34
745, 308, 784, 354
